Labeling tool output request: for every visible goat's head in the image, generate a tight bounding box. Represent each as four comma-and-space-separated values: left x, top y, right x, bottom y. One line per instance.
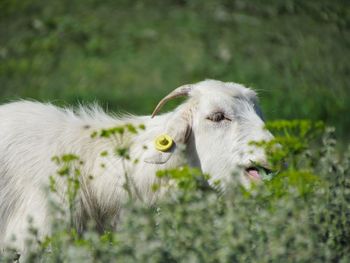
149, 79, 274, 188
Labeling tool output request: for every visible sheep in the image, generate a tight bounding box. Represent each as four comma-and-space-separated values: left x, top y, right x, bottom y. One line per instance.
0, 79, 273, 253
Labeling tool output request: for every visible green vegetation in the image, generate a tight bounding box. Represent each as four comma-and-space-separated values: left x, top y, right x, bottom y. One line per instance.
0, 0, 349, 141
1, 1, 349, 262
1, 120, 349, 262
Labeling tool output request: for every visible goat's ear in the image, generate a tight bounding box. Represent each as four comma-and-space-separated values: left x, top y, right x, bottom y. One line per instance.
144, 146, 175, 164
143, 107, 192, 164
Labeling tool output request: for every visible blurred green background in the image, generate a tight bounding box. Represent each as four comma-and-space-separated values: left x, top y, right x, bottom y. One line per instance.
0, 0, 349, 141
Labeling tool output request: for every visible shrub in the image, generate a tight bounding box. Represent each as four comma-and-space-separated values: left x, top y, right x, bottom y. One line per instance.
1, 120, 349, 263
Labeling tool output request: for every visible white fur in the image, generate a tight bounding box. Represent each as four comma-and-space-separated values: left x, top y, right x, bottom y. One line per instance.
0, 80, 272, 252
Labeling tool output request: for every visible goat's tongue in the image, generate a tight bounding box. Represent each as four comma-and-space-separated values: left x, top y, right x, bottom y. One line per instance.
246, 168, 261, 180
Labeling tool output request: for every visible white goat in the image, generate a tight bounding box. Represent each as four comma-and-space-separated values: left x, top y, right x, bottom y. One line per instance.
0, 79, 273, 253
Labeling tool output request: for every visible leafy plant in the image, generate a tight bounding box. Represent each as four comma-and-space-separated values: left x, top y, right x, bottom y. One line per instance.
1, 120, 349, 263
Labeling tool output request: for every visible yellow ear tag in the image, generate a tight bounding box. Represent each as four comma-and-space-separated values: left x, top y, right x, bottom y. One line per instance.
155, 134, 174, 152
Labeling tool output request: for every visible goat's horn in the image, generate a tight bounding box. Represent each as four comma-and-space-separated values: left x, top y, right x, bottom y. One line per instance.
151, 84, 193, 118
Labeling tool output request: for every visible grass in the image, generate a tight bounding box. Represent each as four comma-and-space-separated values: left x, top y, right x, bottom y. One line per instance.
0, 2, 350, 260
0, 3, 350, 262
0, 0, 349, 141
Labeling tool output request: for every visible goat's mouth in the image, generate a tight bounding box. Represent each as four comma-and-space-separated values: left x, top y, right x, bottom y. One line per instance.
244, 165, 274, 181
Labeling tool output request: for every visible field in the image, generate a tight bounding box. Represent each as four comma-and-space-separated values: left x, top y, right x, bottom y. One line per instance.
0, 0, 350, 262
1, 0, 349, 141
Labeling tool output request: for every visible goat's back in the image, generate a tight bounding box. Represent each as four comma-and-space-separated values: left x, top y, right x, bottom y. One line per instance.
0, 101, 94, 250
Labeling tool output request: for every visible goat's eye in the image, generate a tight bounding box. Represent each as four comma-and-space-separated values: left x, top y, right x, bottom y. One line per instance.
207, 112, 226, 122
